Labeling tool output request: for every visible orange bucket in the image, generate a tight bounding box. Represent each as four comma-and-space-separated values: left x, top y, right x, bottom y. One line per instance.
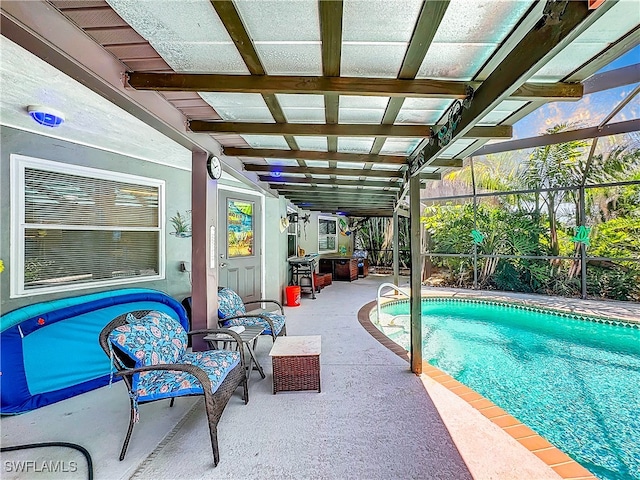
285, 285, 301, 307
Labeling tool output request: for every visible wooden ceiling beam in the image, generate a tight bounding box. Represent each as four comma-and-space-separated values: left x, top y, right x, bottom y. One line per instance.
227, 147, 462, 168
281, 190, 396, 199
127, 72, 583, 101
262, 176, 437, 186
371, 1, 451, 156
191, 121, 512, 139
209, 0, 302, 155
226, 147, 405, 164
473, 119, 640, 157
319, 0, 343, 156
245, 165, 404, 178
271, 185, 397, 196
283, 195, 396, 204
410, 1, 605, 175
260, 176, 402, 188
287, 198, 395, 206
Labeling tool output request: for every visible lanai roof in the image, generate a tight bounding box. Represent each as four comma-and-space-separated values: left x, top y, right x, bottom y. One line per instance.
1, 0, 639, 216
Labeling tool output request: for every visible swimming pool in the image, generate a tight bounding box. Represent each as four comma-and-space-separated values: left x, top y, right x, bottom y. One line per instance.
375, 298, 640, 480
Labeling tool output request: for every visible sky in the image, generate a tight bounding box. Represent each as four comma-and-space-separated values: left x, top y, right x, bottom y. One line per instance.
512, 45, 639, 140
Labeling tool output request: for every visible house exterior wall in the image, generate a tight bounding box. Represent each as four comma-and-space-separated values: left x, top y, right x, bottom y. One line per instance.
0, 126, 192, 313
296, 210, 352, 258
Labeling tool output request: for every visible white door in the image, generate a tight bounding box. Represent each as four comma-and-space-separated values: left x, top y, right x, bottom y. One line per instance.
218, 188, 262, 303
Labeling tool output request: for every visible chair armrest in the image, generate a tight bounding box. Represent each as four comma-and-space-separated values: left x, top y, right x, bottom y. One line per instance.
244, 299, 284, 315
188, 328, 246, 367
218, 313, 276, 339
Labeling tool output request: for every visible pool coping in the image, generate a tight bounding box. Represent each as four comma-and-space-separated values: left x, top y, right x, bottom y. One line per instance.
358, 296, 603, 480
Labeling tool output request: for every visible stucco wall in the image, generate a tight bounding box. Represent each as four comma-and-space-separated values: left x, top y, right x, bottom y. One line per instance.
296, 210, 352, 257
0, 126, 192, 313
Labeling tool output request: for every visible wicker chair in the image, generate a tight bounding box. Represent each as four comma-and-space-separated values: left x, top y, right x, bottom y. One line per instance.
217, 287, 287, 342
98, 310, 248, 467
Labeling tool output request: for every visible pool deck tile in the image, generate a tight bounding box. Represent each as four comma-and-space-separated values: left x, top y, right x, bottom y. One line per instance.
552, 462, 597, 478
503, 423, 539, 439
518, 435, 556, 451
478, 405, 510, 419
491, 415, 521, 428
468, 397, 494, 409
534, 447, 575, 465
358, 290, 621, 480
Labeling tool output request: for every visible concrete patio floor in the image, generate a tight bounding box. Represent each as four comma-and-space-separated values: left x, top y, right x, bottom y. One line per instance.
4, 275, 637, 479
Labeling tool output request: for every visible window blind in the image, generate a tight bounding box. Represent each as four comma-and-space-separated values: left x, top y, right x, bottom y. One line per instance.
19, 164, 162, 292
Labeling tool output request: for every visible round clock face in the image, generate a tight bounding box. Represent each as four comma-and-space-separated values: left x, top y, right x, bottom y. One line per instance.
207, 155, 222, 180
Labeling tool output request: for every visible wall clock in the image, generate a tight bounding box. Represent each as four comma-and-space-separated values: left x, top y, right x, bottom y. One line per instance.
207, 155, 222, 180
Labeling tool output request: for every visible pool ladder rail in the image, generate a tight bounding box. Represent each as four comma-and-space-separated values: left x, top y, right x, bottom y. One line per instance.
376, 283, 411, 337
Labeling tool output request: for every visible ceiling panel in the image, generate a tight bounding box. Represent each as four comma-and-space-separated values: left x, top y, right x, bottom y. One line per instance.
294, 136, 328, 151
379, 138, 422, 155
240, 135, 290, 149
254, 43, 323, 75
532, 1, 639, 82
266, 158, 300, 167
341, 43, 406, 78
433, 0, 535, 43
277, 93, 325, 123
418, 0, 535, 80
342, 0, 423, 43
338, 137, 376, 153
107, 0, 249, 73
199, 93, 274, 122
235, 0, 320, 41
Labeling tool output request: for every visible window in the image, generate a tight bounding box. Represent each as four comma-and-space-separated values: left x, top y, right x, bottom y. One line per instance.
318, 216, 337, 253
227, 199, 254, 257
287, 208, 298, 258
11, 155, 164, 297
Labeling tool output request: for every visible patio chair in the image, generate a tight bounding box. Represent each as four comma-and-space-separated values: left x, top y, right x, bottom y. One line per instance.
217, 287, 287, 342
98, 309, 248, 467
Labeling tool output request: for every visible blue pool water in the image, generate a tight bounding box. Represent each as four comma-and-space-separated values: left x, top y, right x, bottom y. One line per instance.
377, 299, 640, 480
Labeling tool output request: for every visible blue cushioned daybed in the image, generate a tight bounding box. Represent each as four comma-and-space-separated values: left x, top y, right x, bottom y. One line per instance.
0, 288, 188, 414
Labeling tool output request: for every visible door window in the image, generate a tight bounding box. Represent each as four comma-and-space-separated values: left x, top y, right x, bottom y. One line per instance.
227, 199, 254, 257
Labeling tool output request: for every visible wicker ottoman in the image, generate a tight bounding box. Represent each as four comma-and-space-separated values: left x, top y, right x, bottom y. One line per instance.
269, 336, 321, 394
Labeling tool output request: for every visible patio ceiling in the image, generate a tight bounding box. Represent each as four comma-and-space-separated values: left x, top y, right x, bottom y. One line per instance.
2, 0, 639, 216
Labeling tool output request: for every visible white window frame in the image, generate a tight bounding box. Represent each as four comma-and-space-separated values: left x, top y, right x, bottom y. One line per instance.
10, 154, 166, 298
318, 215, 338, 254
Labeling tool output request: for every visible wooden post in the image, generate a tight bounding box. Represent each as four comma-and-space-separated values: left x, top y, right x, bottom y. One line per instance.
190, 150, 219, 351
393, 210, 400, 288
409, 176, 422, 374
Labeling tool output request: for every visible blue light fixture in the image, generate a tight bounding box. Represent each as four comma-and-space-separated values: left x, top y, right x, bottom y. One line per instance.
28, 105, 65, 127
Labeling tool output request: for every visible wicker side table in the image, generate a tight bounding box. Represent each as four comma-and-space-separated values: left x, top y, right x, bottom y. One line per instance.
269, 336, 321, 394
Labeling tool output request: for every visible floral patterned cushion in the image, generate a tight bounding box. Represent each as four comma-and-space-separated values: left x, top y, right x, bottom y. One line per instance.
221, 312, 285, 336
135, 350, 241, 402
217, 288, 247, 319
109, 311, 187, 368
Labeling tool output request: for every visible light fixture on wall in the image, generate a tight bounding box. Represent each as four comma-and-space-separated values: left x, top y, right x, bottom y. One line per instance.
27, 105, 65, 127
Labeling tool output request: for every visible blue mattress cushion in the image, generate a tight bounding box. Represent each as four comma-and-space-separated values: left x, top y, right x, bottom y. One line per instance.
221, 312, 285, 336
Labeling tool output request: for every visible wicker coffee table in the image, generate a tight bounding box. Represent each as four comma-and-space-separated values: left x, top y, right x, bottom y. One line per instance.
269, 336, 321, 394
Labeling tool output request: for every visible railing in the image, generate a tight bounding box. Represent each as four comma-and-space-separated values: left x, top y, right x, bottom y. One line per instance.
376, 282, 410, 326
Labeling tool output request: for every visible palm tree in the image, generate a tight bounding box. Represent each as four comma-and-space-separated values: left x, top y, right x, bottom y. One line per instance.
521, 123, 589, 256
